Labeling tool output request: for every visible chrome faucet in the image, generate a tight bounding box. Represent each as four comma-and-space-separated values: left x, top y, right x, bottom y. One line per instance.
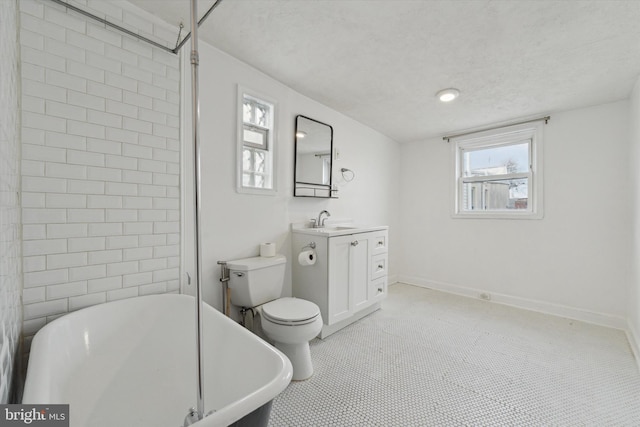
312, 210, 331, 228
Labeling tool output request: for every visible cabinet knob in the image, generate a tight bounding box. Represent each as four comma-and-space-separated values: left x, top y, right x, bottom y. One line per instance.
378, 264, 384, 270
378, 287, 383, 293
377, 241, 384, 246
351, 240, 359, 246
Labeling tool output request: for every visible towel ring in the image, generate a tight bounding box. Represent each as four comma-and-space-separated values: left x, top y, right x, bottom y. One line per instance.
341, 168, 355, 182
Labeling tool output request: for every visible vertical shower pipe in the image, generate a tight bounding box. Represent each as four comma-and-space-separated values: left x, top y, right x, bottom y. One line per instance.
190, 0, 206, 421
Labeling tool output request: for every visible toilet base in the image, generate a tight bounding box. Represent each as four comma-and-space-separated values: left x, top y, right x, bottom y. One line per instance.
274, 342, 313, 381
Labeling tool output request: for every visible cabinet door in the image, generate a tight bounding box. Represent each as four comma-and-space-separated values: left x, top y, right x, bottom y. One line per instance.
327, 235, 352, 325
351, 234, 370, 311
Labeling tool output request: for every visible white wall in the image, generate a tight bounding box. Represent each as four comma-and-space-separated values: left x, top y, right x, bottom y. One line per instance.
18, 0, 181, 347
399, 100, 632, 328
630, 76, 640, 356
0, 0, 23, 403
181, 42, 401, 311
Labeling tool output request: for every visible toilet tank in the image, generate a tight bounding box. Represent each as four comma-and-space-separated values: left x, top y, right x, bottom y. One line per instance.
227, 255, 286, 307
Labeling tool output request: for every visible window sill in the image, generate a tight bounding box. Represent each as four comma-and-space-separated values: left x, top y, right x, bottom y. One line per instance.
452, 211, 543, 220
236, 186, 277, 196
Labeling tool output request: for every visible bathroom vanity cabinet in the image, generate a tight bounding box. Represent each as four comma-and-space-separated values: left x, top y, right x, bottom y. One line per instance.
292, 226, 388, 338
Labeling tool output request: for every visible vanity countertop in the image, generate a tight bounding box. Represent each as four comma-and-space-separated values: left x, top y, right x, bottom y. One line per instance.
291, 224, 388, 237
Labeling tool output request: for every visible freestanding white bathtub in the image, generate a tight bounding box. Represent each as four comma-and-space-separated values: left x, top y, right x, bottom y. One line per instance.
23, 294, 292, 427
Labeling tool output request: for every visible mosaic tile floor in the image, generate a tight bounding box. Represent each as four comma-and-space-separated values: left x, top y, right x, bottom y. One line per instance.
269, 283, 640, 426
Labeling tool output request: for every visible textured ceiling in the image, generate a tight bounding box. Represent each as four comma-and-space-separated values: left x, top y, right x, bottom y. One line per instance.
129, 0, 640, 142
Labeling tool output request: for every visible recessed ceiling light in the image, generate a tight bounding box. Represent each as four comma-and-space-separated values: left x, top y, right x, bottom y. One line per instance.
436, 88, 460, 102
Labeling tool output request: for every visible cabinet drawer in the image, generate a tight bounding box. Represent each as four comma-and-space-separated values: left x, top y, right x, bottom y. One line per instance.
371, 254, 387, 280
370, 277, 386, 302
370, 233, 388, 255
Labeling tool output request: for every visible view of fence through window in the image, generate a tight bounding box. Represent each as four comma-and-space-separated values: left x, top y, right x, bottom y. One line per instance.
461, 141, 530, 211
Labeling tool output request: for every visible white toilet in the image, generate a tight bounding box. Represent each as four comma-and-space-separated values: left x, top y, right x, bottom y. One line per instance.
227, 254, 322, 381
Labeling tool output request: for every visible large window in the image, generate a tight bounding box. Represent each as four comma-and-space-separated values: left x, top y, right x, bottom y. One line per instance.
237, 87, 277, 194
452, 122, 544, 219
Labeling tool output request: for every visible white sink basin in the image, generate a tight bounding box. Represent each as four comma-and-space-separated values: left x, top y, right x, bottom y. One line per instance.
292, 224, 387, 237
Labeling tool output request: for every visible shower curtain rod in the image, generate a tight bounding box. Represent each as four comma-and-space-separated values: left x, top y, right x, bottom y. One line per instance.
443, 115, 551, 142
175, 0, 223, 52
47, 0, 223, 55
188, 0, 206, 421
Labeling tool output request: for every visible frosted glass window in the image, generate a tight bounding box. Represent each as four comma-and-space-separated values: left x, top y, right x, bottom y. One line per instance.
243, 126, 268, 149
238, 90, 276, 193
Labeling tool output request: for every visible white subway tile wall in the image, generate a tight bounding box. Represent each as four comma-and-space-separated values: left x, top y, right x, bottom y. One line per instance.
0, 0, 22, 403
19, 0, 181, 349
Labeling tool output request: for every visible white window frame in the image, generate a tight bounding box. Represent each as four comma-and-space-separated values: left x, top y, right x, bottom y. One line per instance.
237, 86, 278, 195
452, 121, 544, 219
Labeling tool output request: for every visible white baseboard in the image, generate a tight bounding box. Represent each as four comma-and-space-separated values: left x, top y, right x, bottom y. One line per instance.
397, 275, 627, 330
627, 319, 640, 371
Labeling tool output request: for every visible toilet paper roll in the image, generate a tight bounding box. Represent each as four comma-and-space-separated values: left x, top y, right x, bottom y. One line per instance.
260, 242, 276, 257
298, 249, 317, 266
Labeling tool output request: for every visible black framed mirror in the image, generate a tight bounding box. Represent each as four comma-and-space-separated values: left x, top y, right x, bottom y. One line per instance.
294, 115, 335, 198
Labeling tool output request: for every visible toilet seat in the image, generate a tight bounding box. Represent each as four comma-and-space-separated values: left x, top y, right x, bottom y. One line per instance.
262, 297, 320, 326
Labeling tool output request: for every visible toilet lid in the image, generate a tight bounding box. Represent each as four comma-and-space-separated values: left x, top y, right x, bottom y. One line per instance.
262, 297, 320, 323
